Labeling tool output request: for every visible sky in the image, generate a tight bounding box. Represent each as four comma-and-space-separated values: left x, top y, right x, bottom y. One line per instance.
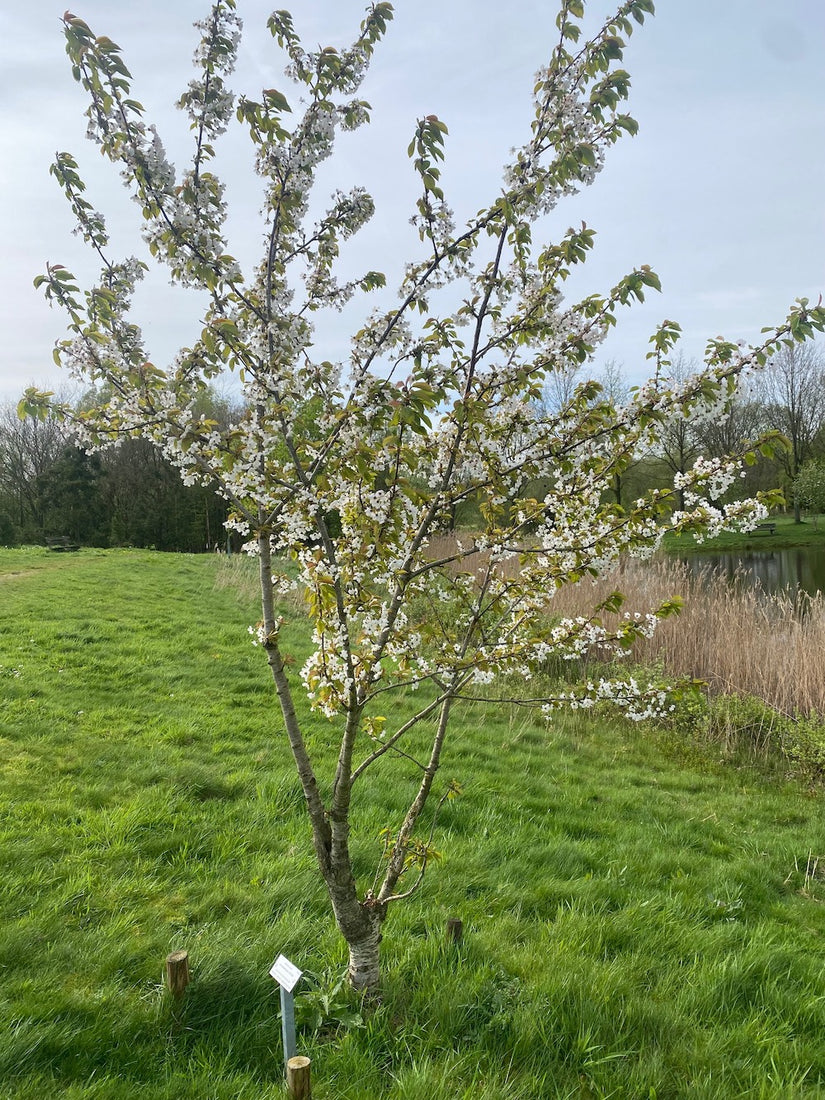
1, 0, 823, 403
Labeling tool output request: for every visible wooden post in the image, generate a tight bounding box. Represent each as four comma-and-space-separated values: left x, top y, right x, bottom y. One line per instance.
166, 950, 190, 998
445, 917, 463, 944
286, 1055, 311, 1099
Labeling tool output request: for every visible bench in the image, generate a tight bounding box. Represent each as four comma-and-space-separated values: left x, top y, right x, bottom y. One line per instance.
755, 522, 776, 535
45, 536, 80, 552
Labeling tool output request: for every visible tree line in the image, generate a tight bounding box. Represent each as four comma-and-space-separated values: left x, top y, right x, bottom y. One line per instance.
556, 343, 825, 523
4, 341, 825, 552
0, 390, 234, 551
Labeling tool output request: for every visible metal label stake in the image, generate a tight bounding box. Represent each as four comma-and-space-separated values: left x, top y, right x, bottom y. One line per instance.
269, 953, 303, 1071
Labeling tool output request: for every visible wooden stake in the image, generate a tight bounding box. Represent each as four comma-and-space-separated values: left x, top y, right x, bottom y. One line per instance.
165, 950, 190, 998
445, 917, 463, 944
286, 1055, 311, 1099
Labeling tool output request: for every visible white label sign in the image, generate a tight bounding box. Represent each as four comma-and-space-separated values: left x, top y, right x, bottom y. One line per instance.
269, 953, 302, 992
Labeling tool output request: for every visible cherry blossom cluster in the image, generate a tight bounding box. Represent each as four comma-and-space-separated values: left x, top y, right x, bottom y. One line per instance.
36, 1, 825, 741
543, 677, 675, 723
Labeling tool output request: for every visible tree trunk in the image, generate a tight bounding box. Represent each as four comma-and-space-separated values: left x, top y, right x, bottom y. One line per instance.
345, 919, 382, 991
323, 869, 384, 990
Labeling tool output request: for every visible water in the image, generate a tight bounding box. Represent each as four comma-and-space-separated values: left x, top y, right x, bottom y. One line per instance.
678, 545, 825, 597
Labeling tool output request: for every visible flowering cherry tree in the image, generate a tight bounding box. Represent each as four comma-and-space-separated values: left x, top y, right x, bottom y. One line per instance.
28, 0, 825, 989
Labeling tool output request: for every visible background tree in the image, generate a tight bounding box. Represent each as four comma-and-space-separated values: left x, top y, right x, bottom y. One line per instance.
101, 437, 229, 551
757, 342, 825, 521
36, 445, 108, 545
1, 387, 233, 549
0, 508, 18, 546
794, 458, 825, 528
0, 399, 71, 538
597, 359, 636, 507
693, 383, 765, 460
692, 381, 774, 503
27, 0, 824, 989
653, 353, 704, 511
535, 360, 584, 417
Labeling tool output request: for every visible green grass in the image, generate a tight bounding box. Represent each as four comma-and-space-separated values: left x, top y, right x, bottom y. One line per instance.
663, 513, 825, 554
2, 548, 825, 1098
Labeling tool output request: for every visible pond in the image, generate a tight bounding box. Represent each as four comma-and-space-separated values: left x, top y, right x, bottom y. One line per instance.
677, 545, 825, 598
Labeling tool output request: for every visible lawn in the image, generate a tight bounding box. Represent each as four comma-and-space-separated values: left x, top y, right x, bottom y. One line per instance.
2, 548, 825, 1098
663, 513, 825, 554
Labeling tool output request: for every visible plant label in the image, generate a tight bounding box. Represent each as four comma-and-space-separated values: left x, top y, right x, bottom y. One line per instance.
269, 953, 302, 992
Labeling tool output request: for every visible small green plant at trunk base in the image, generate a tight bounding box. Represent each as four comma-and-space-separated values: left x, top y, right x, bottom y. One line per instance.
294, 967, 366, 1036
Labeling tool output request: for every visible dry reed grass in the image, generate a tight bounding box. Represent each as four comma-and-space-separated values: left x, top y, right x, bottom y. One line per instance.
424, 531, 525, 582
214, 551, 261, 604
548, 555, 825, 719
425, 532, 825, 718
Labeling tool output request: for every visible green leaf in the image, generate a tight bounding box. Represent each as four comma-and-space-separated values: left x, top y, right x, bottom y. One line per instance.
262, 87, 292, 113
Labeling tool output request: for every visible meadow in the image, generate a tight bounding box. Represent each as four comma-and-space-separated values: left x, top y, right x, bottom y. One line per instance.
663, 515, 825, 555
2, 548, 825, 1099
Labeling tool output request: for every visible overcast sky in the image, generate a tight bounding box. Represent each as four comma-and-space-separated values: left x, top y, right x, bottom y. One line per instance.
1, 0, 823, 402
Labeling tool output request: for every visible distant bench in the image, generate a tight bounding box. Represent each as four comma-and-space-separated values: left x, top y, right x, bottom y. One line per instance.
45, 536, 80, 552
755, 522, 776, 535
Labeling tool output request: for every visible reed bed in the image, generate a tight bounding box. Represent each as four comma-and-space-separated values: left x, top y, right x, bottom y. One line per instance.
424, 531, 524, 583
425, 533, 825, 719
551, 555, 825, 719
